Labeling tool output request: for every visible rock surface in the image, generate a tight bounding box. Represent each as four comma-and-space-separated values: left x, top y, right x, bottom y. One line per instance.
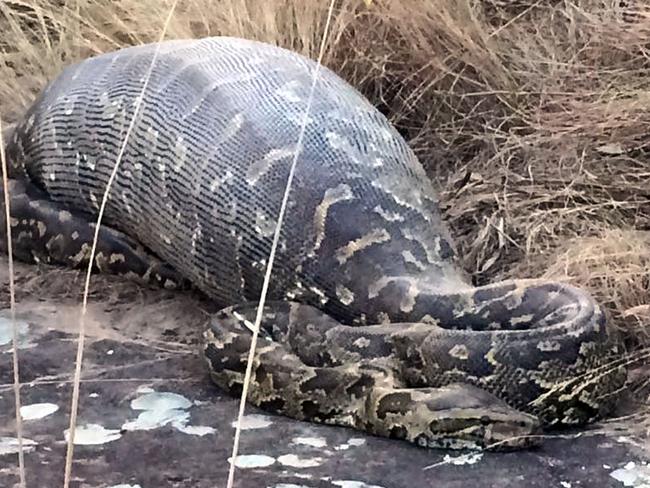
0, 259, 647, 488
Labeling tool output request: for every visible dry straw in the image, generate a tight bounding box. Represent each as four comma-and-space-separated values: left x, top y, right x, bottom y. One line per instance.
62, 3, 180, 487
1, 117, 26, 487
225, 3, 337, 486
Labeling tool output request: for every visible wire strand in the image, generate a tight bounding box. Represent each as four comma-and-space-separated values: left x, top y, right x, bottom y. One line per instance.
225, 3, 338, 487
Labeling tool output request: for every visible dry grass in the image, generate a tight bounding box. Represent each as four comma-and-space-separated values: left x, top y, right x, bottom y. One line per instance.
0, 0, 648, 350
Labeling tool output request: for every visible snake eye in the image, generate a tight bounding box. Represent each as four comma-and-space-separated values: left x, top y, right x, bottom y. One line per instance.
480, 415, 491, 425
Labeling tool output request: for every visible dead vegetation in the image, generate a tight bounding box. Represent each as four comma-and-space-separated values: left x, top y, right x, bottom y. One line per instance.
0, 0, 648, 350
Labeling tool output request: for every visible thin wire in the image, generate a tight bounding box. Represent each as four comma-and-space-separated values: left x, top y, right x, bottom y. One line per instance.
1, 120, 26, 487
62, 3, 179, 487
225, 3, 338, 487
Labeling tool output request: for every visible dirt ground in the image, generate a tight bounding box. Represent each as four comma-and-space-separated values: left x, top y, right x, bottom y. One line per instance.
0, 257, 648, 488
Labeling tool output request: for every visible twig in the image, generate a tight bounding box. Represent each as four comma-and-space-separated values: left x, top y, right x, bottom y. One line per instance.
62, 3, 179, 487
225, 2, 338, 487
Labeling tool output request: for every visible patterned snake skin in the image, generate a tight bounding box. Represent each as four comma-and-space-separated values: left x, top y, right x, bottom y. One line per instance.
1, 37, 627, 450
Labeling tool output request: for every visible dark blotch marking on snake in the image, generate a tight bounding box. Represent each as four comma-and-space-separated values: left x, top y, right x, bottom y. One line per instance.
1, 37, 627, 450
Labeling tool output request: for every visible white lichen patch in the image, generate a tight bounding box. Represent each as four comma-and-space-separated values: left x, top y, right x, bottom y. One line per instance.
334, 438, 366, 451
122, 407, 190, 432
610, 461, 650, 487
229, 454, 276, 468
442, 452, 483, 466
332, 481, 386, 488
0, 437, 37, 455
136, 385, 155, 394
292, 473, 314, 480
291, 436, 327, 448
131, 391, 192, 411
231, 414, 274, 430
174, 425, 215, 436
64, 424, 122, 445
273, 484, 310, 488
123, 391, 215, 436
0, 314, 30, 349
20, 402, 59, 421
277, 454, 324, 468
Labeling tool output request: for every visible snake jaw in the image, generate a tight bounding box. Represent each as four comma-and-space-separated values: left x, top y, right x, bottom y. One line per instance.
424, 396, 542, 451
406, 408, 542, 451
362, 383, 542, 451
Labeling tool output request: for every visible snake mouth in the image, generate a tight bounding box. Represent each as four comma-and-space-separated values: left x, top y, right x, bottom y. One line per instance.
367, 383, 542, 451
428, 384, 543, 451
417, 408, 542, 451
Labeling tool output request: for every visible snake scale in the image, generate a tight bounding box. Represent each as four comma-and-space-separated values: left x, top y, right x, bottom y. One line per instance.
0, 37, 627, 450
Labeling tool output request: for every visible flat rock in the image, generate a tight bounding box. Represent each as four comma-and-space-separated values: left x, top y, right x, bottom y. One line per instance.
0, 259, 647, 488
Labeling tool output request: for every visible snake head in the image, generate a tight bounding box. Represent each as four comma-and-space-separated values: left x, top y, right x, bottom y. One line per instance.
368, 383, 542, 451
